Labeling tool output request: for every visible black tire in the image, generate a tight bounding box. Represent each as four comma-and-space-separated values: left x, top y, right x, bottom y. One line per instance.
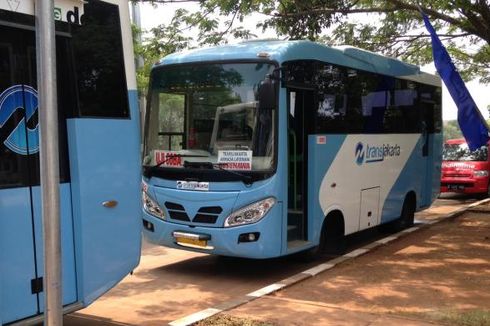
298, 214, 345, 261
391, 196, 415, 231
296, 226, 327, 262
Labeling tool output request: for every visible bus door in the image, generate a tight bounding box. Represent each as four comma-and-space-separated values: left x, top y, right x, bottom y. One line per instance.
419, 92, 439, 206
287, 89, 314, 246
0, 22, 76, 324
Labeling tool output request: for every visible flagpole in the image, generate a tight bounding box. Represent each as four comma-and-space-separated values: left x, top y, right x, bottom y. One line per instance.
420, 6, 490, 150
36, 0, 63, 324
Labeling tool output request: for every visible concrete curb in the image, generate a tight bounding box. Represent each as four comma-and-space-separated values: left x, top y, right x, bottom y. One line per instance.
168, 198, 490, 326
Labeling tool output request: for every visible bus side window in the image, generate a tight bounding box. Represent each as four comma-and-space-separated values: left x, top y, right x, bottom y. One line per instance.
419, 85, 442, 134
71, 0, 130, 118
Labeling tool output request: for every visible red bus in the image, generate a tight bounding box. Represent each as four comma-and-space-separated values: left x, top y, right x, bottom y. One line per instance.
441, 138, 490, 196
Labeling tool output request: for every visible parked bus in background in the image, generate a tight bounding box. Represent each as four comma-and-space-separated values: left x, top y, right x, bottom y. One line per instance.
0, 0, 140, 324
141, 40, 442, 259
441, 138, 490, 197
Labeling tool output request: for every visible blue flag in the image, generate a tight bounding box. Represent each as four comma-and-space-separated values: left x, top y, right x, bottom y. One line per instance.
422, 12, 489, 151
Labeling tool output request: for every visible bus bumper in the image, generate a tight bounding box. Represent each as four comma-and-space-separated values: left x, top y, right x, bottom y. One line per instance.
141, 203, 283, 259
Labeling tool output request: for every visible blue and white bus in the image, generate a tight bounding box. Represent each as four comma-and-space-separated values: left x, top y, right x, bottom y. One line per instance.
0, 0, 140, 324
142, 40, 442, 259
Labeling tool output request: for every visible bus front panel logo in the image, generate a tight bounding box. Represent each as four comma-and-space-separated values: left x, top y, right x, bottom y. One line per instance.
0, 85, 39, 155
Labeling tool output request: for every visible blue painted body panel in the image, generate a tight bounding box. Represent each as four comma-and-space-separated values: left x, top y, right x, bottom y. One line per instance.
307, 135, 347, 244
0, 86, 140, 325
66, 89, 141, 305
143, 202, 284, 259
159, 40, 421, 79
0, 187, 38, 324
32, 184, 77, 311
145, 171, 285, 258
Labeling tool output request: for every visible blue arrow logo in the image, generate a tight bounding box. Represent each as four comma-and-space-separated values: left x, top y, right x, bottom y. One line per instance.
0, 85, 39, 155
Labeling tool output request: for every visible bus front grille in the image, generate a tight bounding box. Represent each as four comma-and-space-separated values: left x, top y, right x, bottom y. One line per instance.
164, 202, 222, 224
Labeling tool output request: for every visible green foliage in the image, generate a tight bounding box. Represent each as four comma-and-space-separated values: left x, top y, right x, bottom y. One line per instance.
134, 0, 490, 94
443, 120, 463, 141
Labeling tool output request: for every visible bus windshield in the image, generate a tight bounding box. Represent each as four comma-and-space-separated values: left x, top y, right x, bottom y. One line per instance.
144, 62, 276, 177
443, 143, 488, 161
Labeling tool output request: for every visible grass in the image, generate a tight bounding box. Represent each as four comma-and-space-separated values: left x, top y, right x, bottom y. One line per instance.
400, 309, 490, 326
433, 310, 490, 326
194, 314, 276, 326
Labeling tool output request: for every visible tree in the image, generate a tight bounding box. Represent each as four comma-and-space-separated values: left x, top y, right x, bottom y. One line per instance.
136, 0, 490, 84
443, 120, 463, 141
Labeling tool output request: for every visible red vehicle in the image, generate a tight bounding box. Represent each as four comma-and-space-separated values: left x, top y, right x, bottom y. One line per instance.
441, 138, 490, 196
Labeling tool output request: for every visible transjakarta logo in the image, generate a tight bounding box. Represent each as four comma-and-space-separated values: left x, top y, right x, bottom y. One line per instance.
0, 85, 39, 155
355, 141, 401, 165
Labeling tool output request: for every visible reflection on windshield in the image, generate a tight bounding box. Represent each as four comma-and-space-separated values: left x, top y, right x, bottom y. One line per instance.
443, 143, 488, 161
143, 63, 276, 173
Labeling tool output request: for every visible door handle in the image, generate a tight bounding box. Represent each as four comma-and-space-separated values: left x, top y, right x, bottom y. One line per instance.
102, 200, 118, 208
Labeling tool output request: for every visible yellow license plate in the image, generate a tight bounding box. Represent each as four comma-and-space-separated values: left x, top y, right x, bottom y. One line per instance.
175, 237, 207, 248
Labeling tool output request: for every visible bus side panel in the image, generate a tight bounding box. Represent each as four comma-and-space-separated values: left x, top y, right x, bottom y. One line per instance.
430, 133, 443, 203
31, 184, 78, 311
380, 136, 425, 222
380, 133, 442, 222
66, 115, 141, 305
307, 135, 347, 246
316, 134, 421, 235
0, 188, 38, 324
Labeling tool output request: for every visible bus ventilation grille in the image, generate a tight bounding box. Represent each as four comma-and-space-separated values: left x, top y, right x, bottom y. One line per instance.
164, 202, 222, 224
165, 202, 190, 221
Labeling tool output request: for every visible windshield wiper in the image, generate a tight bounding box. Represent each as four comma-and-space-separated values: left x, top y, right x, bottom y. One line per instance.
183, 160, 214, 169
213, 163, 253, 184
145, 154, 209, 173
182, 160, 252, 184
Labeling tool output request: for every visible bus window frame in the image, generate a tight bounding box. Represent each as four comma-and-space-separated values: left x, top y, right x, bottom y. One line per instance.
282, 59, 442, 135
143, 59, 280, 183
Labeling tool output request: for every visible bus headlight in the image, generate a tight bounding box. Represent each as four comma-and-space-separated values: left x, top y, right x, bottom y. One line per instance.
142, 191, 165, 220
474, 170, 489, 177
224, 197, 276, 227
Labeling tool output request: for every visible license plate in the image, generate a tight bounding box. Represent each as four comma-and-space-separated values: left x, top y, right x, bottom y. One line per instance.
448, 184, 464, 190
175, 237, 208, 248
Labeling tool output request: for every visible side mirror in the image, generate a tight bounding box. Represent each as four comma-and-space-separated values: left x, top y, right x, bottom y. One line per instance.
258, 75, 276, 110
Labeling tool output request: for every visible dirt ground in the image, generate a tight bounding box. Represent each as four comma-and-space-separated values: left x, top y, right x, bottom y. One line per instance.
222, 205, 490, 325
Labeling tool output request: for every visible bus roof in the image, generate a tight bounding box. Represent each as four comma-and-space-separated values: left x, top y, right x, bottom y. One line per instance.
156, 40, 440, 86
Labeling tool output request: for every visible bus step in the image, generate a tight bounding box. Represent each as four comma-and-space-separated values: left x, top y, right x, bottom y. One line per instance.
287, 240, 309, 249
287, 224, 302, 242
288, 210, 304, 241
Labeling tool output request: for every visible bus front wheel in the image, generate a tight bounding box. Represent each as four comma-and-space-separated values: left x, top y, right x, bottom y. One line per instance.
392, 195, 416, 231
299, 211, 345, 261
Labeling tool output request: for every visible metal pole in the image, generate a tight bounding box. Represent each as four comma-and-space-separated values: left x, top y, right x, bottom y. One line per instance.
35, 0, 62, 325
131, 2, 146, 131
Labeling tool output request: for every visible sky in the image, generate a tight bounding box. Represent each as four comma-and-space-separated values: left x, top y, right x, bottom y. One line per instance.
135, 3, 489, 121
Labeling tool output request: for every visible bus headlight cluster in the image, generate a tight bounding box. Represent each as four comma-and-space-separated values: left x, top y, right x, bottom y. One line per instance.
474, 170, 489, 177
142, 191, 165, 220
224, 197, 276, 227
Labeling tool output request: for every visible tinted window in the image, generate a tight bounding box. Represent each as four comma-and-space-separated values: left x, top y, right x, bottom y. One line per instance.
283, 60, 441, 134
71, 0, 129, 118
0, 21, 71, 188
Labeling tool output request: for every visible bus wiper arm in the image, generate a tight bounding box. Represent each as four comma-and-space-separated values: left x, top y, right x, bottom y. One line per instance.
146, 154, 209, 172
180, 160, 252, 184
213, 163, 253, 184
183, 160, 214, 169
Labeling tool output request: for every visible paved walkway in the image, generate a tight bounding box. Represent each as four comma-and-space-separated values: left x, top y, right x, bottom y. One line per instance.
221, 205, 490, 325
